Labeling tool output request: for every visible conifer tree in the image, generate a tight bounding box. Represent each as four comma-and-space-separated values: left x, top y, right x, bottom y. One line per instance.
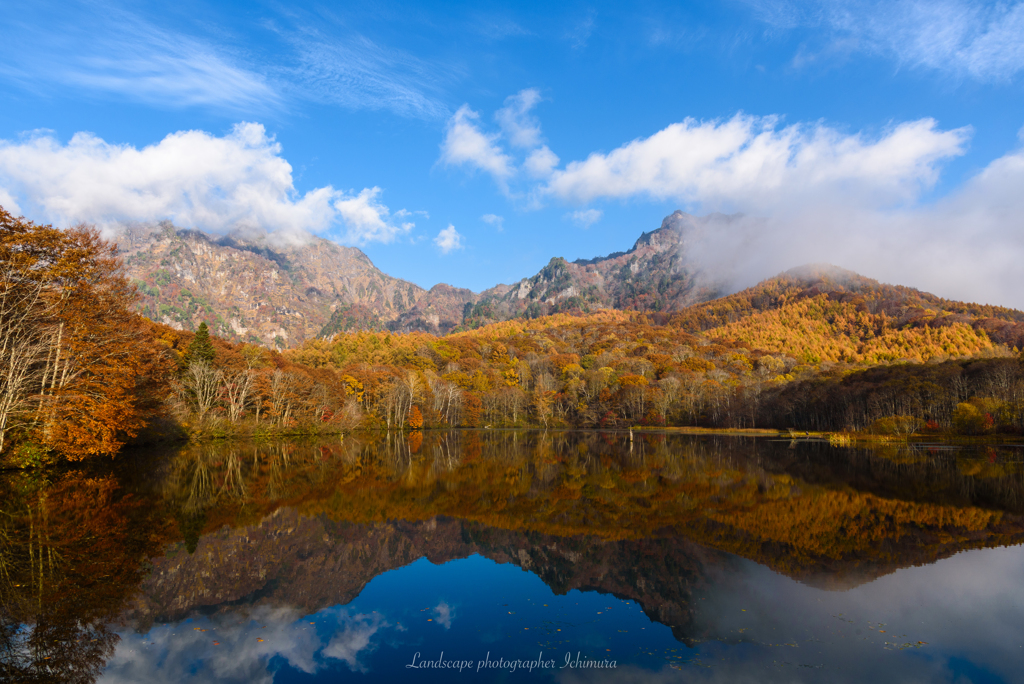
187, 322, 216, 365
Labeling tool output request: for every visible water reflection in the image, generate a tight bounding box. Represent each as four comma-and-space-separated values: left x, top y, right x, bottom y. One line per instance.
2, 431, 1024, 682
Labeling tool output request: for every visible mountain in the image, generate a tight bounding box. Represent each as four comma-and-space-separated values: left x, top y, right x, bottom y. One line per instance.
116, 222, 467, 348
118, 213, 1024, 354
453, 210, 725, 328
118, 212, 723, 347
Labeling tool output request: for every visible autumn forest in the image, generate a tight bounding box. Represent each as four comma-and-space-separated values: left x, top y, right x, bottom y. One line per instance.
2, 208, 1023, 467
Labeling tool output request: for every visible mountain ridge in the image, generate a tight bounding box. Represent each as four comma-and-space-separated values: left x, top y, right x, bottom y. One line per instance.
117, 212, 1024, 353
117, 211, 720, 346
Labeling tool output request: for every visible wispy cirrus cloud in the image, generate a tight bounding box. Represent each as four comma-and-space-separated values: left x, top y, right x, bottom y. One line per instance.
284, 28, 452, 120
0, 1, 279, 114
744, 0, 1024, 82
0, 1, 454, 119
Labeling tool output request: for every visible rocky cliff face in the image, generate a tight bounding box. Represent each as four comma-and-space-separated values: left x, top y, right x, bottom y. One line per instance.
118, 212, 722, 345
460, 211, 726, 326
117, 223, 432, 348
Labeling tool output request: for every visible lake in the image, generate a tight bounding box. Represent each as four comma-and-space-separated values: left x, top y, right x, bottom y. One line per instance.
2, 431, 1024, 683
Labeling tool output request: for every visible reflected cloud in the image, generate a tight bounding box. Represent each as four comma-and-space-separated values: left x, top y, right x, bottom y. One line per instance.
321, 610, 391, 672
100, 605, 395, 683
432, 601, 455, 629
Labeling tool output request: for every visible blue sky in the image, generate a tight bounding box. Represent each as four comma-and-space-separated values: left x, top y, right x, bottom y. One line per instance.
1, 0, 1023, 306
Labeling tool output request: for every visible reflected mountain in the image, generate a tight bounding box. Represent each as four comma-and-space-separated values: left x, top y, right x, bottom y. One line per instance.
128, 432, 1024, 637
3, 431, 1024, 682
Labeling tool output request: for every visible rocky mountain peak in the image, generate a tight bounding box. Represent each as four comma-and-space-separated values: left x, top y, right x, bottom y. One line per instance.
119, 212, 738, 345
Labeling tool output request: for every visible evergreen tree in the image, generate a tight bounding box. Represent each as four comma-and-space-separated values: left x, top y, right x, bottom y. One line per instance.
186, 322, 216, 364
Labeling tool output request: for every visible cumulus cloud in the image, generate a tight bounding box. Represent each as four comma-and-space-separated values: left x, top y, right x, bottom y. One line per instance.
495, 89, 544, 149
334, 187, 414, 244
745, 0, 1024, 82
439, 106, 514, 190
0, 186, 21, 216
440, 89, 558, 194
567, 208, 602, 228
524, 146, 560, 178
433, 224, 464, 253
0, 123, 414, 245
437, 95, 1024, 306
545, 114, 969, 209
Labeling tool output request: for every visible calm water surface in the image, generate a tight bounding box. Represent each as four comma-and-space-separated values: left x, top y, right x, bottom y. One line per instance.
3, 431, 1024, 683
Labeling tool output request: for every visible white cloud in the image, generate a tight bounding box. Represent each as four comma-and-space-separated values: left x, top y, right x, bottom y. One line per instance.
0, 187, 21, 216
663, 136, 1024, 309
524, 146, 560, 178
434, 224, 464, 253
545, 114, 969, 209
333, 187, 414, 244
495, 89, 544, 149
746, 0, 1024, 82
567, 208, 602, 228
0, 123, 413, 245
439, 106, 514, 190
517, 104, 1020, 308
481, 213, 504, 231
441, 89, 558, 192
0, 2, 453, 119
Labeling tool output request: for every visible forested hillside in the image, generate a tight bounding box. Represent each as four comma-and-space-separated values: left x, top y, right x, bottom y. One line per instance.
289, 307, 1023, 434
675, 264, 1024, 364
3, 209, 1023, 468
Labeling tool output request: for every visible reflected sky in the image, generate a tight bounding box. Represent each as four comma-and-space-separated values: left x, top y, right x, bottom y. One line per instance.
101, 543, 1024, 683
103, 555, 659, 683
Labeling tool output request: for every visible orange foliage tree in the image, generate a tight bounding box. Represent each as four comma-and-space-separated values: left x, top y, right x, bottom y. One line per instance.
0, 208, 172, 460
